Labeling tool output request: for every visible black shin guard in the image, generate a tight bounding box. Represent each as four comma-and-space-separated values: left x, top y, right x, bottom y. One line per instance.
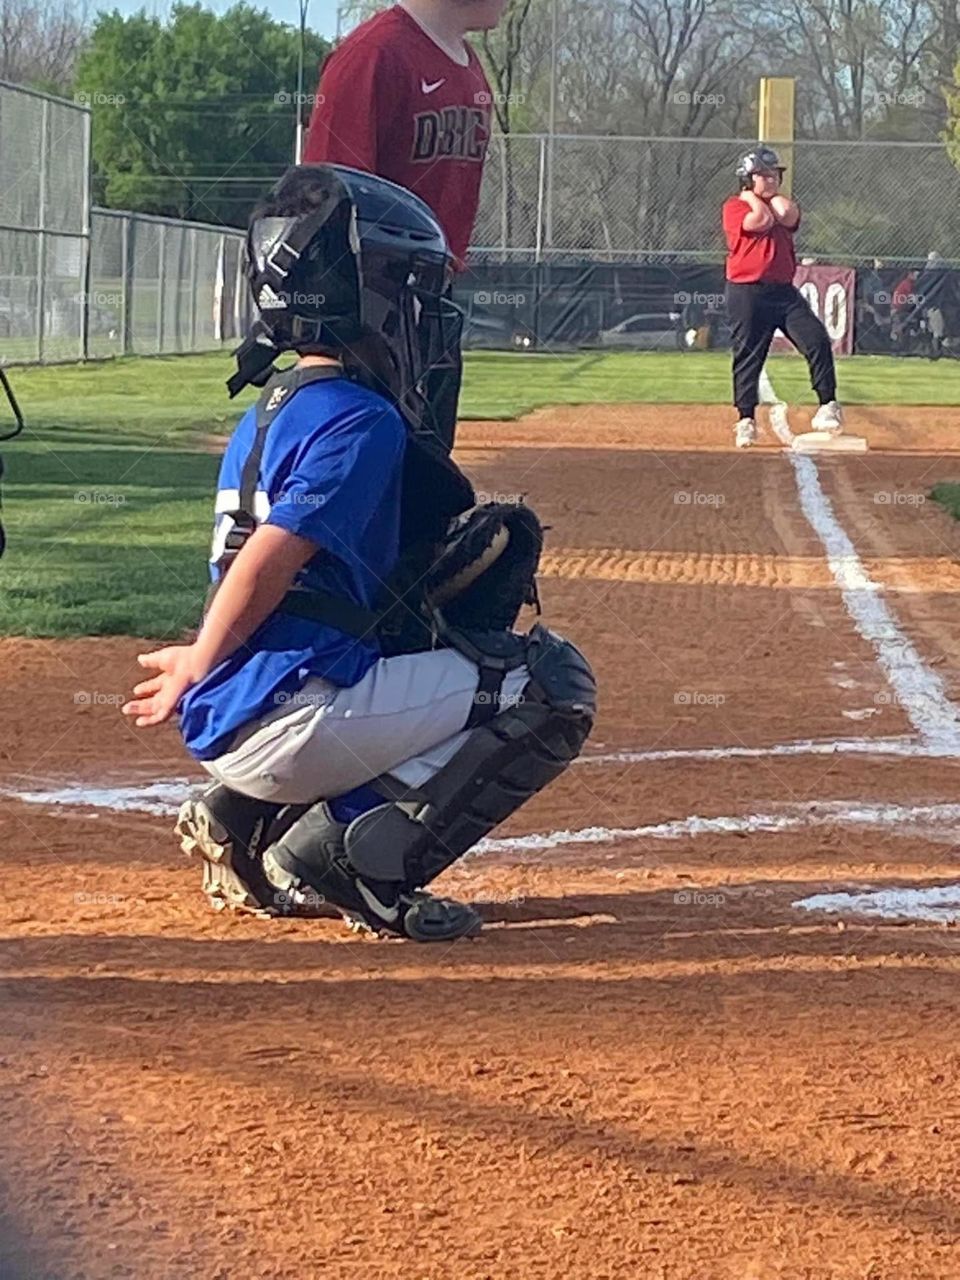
263, 627, 595, 906
347, 626, 597, 888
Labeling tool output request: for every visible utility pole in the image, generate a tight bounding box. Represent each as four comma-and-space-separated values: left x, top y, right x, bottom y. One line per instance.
295, 0, 310, 162
544, 0, 558, 247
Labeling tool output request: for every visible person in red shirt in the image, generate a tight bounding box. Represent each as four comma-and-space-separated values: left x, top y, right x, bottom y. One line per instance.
304, 1, 507, 452
723, 147, 843, 448
890, 269, 918, 347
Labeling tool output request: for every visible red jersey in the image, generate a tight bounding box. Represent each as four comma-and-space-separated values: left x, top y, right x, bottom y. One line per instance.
892, 273, 916, 310
723, 196, 798, 284
304, 5, 493, 263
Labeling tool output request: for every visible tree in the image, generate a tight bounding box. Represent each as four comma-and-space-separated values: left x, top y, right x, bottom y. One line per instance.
0, 0, 87, 94
943, 44, 960, 184
75, 3, 329, 224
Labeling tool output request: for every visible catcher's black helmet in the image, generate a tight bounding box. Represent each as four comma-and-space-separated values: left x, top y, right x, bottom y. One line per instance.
229, 163, 454, 436
736, 145, 786, 189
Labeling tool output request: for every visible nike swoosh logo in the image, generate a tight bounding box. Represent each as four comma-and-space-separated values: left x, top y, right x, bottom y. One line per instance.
421, 78, 446, 95
356, 880, 400, 924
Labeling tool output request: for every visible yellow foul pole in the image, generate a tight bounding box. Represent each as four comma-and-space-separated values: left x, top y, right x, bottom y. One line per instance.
758, 77, 796, 196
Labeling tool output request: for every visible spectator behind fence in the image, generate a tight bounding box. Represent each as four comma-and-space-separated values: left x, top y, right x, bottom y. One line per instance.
858, 258, 890, 351
913, 251, 952, 359
891, 268, 918, 348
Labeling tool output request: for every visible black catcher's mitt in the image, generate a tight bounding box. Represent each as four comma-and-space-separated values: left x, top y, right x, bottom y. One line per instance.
426, 500, 543, 631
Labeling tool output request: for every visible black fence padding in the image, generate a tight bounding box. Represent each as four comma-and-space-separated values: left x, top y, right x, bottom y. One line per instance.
455, 260, 960, 359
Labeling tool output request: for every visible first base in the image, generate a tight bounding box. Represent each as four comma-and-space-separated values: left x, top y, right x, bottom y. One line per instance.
791, 430, 868, 455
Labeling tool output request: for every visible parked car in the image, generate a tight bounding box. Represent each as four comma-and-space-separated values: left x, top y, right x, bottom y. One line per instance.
462, 311, 535, 351
597, 310, 683, 350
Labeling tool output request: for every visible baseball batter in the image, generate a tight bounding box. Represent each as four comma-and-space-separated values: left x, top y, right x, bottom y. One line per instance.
723, 146, 843, 448
122, 164, 596, 942
304, 0, 507, 452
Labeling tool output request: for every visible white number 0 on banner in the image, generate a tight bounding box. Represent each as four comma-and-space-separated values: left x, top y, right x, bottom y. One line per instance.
799, 281, 848, 342
822, 281, 848, 341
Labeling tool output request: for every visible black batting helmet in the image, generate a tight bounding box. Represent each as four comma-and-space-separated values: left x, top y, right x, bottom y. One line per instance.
736, 146, 786, 189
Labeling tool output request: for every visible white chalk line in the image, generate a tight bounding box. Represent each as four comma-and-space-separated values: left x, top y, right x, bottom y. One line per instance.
0, 778, 197, 817
475, 800, 960, 856
794, 883, 960, 924
5, 778, 960, 854
8, 775, 960, 926
759, 368, 960, 754
584, 734, 930, 765
0, 733, 945, 820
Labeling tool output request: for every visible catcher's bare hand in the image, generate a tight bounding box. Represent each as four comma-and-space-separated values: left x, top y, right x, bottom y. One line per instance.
122, 644, 198, 727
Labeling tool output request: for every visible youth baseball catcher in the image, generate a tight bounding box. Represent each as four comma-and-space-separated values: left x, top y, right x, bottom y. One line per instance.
121, 164, 596, 942
723, 146, 844, 448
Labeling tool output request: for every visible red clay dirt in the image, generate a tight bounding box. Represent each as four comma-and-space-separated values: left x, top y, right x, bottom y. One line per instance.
3, 404, 960, 1279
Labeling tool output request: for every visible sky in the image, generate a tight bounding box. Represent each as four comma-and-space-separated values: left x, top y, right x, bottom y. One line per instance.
99, 0, 345, 38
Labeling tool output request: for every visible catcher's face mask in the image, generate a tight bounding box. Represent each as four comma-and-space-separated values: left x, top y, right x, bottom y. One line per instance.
229, 164, 457, 439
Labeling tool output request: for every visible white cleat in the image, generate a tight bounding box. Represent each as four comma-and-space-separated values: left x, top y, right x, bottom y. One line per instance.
734, 417, 757, 449
811, 400, 844, 433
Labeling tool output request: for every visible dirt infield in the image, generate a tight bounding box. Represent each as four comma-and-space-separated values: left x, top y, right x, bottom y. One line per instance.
4, 403, 960, 1279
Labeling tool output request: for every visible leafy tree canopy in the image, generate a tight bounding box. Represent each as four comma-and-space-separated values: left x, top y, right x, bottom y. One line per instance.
76, 3, 329, 225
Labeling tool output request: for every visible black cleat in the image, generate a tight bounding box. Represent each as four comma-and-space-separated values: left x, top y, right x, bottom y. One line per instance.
262, 828, 481, 942
176, 785, 328, 918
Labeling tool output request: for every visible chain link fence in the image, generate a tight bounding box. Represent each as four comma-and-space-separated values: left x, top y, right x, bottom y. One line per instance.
473, 134, 960, 265
5, 76, 958, 363
0, 80, 90, 362
1, 79, 250, 366
88, 211, 249, 360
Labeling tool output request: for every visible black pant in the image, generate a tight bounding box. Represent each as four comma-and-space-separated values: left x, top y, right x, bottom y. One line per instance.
726, 281, 836, 418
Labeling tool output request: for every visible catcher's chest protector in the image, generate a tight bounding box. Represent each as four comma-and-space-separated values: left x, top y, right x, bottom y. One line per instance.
210, 365, 475, 648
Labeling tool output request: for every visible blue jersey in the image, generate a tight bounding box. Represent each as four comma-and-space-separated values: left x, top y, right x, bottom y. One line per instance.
179, 374, 406, 760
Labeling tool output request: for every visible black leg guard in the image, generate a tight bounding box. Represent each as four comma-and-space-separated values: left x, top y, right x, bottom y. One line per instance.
347, 625, 596, 888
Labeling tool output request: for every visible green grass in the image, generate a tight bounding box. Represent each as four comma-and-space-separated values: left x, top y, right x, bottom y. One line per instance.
459, 350, 960, 415
930, 482, 960, 522
1, 348, 958, 638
